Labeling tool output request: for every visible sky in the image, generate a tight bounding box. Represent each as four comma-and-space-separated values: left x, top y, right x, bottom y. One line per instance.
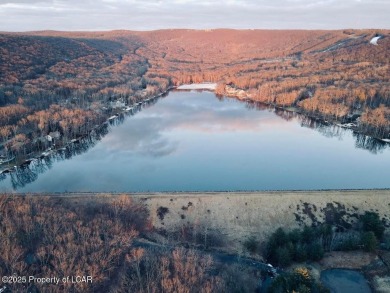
0, 0, 389, 32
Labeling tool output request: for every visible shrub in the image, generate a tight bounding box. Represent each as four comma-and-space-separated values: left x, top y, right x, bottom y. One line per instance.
361, 231, 378, 252
244, 236, 258, 254
360, 211, 385, 239
157, 206, 169, 220
267, 225, 327, 265
275, 246, 292, 267
336, 233, 361, 251
301, 226, 315, 244
308, 242, 324, 261
384, 234, 390, 250
288, 229, 302, 244
294, 244, 308, 262
269, 267, 329, 293
273, 227, 288, 246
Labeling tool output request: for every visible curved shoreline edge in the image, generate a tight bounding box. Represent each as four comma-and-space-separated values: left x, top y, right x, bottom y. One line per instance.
2, 188, 389, 197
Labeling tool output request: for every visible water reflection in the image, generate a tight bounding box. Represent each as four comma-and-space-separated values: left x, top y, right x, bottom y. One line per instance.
272, 106, 388, 153
8, 124, 109, 189
0, 90, 389, 191
353, 133, 388, 154
0, 102, 144, 190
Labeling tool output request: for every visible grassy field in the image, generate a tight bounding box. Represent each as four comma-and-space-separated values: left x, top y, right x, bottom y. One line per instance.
136, 190, 390, 253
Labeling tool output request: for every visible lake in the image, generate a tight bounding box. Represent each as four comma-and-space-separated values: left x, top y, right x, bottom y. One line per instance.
1, 90, 389, 192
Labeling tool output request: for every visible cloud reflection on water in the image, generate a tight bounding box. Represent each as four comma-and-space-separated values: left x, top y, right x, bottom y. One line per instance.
1, 90, 389, 192
99, 91, 290, 158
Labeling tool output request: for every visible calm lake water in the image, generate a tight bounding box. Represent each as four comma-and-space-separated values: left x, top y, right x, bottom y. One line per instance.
1, 90, 390, 192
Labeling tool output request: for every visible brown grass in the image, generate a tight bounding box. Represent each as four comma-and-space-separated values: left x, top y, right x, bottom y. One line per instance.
319, 251, 377, 270
136, 190, 390, 253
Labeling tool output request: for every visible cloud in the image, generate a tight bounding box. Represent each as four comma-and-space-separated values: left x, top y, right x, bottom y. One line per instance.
0, 0, 388, 31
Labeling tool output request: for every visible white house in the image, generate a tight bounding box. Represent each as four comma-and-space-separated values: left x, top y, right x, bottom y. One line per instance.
46, 131, 61, 142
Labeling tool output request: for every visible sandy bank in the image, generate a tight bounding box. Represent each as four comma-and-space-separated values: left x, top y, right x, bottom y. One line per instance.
176, 83, 217, 90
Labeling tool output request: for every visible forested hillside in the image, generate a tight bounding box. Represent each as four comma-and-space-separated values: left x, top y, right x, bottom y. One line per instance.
0, 29, 389, 164
0, 31, 170, 161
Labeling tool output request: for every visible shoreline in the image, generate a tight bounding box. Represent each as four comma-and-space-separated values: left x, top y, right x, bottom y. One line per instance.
176, 83, 217, 90
2, 188, 390, 197
174, 82, 389, 143
0, 85, 176, 173
1, 82, 389, 175
219, 86, 390, 143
